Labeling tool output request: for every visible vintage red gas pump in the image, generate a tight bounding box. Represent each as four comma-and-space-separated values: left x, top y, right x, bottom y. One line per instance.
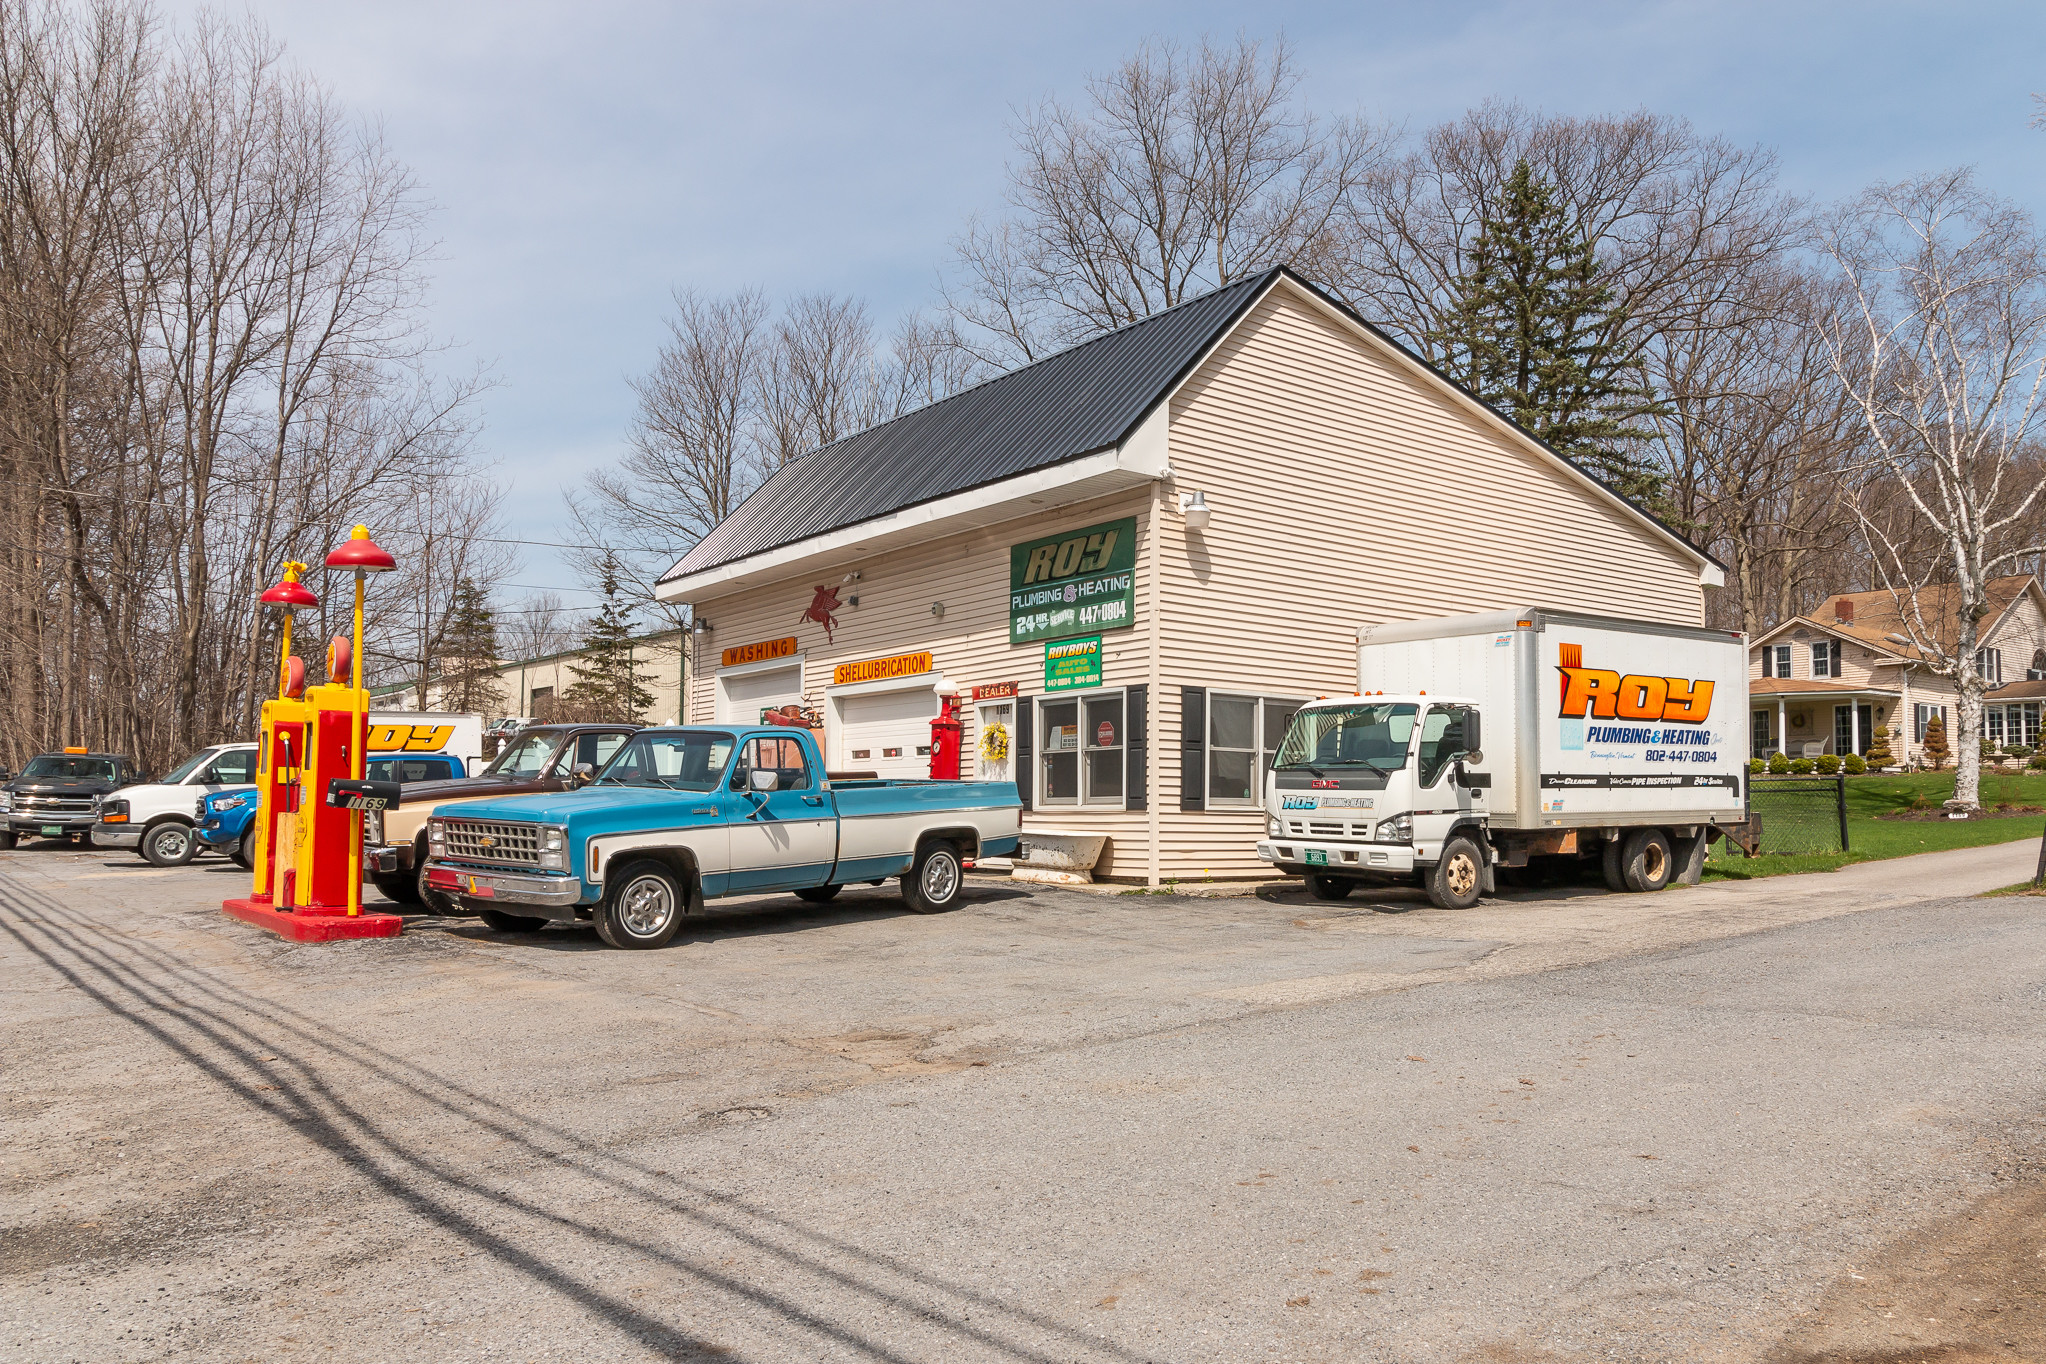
223, 528, 406, 943
929, 694, 963, 780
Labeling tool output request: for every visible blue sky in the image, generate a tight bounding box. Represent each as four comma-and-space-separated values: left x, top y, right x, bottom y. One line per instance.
169, 1, 2046, 604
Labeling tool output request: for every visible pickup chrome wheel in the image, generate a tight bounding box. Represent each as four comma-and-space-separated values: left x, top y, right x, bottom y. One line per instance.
902, 840, 963, 914
596, 860, 684, 949
142, 821, 198, 867
1424, 835, 1485, 911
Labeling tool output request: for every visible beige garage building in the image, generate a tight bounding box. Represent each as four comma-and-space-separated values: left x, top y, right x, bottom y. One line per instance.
655, 267, 1722, 884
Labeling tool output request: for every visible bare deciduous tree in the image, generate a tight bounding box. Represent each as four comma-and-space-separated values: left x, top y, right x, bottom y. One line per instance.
945, 35, 1387, 365
1822, 170, 2046, 809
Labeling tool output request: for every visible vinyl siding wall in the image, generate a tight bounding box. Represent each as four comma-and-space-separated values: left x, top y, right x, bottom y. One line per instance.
1146, 288, 1708, 878
683, 487, 1162, 881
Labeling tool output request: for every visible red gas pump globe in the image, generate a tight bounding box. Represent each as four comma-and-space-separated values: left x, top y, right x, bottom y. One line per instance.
260, 578, 319, 610
324, 524, 397, 573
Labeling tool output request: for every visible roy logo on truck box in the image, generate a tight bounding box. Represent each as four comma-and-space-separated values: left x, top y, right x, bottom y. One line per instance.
369, 722, 456, 753
1555, 642, 1715, 725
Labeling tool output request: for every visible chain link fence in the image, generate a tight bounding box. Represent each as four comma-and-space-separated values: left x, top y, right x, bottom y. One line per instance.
1746, 775, 1849, 854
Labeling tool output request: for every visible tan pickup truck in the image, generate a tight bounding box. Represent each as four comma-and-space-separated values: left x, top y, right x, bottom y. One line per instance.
363, 723, 638, 909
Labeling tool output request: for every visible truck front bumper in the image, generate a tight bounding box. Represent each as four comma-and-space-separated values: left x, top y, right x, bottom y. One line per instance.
425, 862, 586, 915
1257, 839, 1417, 876
363, 844, 400, 875
87, 821, 142, 848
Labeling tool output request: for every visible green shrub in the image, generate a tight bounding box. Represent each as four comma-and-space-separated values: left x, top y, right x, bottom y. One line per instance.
1789, 757, 1816, 774
1865, 726, 1895, 768
1748, 757, 1765, 775
2030, 753, 2046, 771
1843, 753, 1867, 774
1767, 752, 1791, 774
1817, 753, 1841, 774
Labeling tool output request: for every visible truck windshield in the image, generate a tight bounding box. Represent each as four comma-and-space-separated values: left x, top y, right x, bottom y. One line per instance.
1273, 703, 1418, 772
21, 755, 121, 782
485, 733, 556, 779
597, 730, 736, 792
158, 748, 217, 785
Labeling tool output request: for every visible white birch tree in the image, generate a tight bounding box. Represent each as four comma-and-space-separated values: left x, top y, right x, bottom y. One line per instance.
1821, 170, 2046, 809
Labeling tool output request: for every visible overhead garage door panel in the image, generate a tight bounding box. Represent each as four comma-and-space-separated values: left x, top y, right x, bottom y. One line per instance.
717, 665, 801, 723
839, 688, 938, 779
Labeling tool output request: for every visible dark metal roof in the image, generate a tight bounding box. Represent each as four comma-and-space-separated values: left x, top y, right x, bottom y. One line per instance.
662, 269, 1283, 581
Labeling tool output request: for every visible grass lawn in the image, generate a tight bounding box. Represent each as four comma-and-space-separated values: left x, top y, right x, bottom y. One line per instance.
1704, 771, 2046, 881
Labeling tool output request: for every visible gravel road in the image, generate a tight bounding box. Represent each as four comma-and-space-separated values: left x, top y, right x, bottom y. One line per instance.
3, 841, 2043, 1362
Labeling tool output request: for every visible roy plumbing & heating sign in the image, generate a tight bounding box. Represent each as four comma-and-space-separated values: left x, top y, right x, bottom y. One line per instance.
1010, 517, 1135, 645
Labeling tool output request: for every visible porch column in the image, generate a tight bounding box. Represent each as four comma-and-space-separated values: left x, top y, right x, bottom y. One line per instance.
1777, 698, 1787, 755
1850, 699, 1861, 756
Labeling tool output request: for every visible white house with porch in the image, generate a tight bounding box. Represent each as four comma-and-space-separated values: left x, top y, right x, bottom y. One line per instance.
1747, 576, 2046, 765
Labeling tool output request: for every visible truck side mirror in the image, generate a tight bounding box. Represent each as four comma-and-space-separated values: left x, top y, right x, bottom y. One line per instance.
1461, 710, 1481, 760
749, 768, 778, 793
571, 762, 596, 787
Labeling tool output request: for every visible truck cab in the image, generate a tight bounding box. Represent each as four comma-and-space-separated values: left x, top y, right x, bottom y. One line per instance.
2, 751, 141, 848
1257, 695, 1491, 909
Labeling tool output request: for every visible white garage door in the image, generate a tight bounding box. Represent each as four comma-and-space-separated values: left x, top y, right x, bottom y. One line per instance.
717, 664, 802, 724
838, 687, 938, 779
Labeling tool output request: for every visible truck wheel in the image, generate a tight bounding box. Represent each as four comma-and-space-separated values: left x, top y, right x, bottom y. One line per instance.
371, 871, 420, 905
1424, 835, 1485, 910
142, 821, 198, 867
233, 830, 253, 870
1306, 873, 1353, 900
794, 884, 842, 903
1620, 828, 1674, 893
416, 839, 455, 914
901, 840, 963, 914
596, 860, 684, 948
479, 909, 548, 932
1600, 838, 1629, 893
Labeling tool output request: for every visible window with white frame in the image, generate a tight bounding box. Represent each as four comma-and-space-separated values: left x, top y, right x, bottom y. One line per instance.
1036, 690, 1124, 808
1988, 706, 2006, 747
1975, 647, 2003, 685
1914, 703, 1950, 742
1205, 693, 1305, 805
1810, 641, 1839, 678
1762, 644, 1791, 678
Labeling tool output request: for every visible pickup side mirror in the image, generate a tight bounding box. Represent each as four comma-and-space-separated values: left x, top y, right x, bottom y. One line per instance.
571, 762, 596, 787
749, 767, 778, 793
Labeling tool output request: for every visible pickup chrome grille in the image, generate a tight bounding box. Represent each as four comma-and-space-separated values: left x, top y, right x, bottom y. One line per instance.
440, 819, 542, 867
18, 795, 95, 815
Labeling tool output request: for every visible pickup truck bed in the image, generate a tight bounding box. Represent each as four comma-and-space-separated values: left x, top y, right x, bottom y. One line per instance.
421, 725, 1021, 948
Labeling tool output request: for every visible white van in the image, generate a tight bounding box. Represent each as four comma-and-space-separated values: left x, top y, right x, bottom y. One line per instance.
93, 742, 260, 866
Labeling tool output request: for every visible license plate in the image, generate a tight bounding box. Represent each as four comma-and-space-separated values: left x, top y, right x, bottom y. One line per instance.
41, 825, 63, 837
1304, 848, 1329, 866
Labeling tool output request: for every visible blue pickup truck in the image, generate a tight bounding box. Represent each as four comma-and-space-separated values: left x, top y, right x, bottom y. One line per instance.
423, 726, 1021, 948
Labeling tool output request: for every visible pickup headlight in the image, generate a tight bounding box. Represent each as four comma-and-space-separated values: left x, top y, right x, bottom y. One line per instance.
1374, 813, 1412, 842
365, 808, 384, 844
1, 790, 15, 813
215, 795, 248, 811
539, 825, 567, 870
427, 818, 445, 847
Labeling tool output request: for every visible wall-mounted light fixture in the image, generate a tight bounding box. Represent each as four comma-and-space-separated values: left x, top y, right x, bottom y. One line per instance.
1179, 489, 1212, 530
841, 570, 862, 584
689, 617, 712, 636
931, 602, 946, 619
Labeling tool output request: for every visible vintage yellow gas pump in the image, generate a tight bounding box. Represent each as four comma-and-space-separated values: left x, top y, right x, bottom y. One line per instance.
224, 528, 405, 942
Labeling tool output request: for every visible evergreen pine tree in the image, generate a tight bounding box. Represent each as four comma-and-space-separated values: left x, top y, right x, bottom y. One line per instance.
564, 555, 654, 723
1427, 159, 1667, 507
440, 577, 505, 715
1864, 725, 1895, 769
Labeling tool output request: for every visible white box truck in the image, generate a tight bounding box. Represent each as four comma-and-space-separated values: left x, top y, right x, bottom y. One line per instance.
1255, 608, 1753, 908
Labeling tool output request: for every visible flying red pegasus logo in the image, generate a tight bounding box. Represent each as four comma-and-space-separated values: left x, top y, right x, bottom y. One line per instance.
799, 585, 841, 642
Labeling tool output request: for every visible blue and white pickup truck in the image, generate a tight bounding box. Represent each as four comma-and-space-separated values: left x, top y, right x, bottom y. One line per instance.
422, 726, 1022, 948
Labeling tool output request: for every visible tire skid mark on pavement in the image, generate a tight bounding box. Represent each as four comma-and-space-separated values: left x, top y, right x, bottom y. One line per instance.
0, 870, 1162, 1364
